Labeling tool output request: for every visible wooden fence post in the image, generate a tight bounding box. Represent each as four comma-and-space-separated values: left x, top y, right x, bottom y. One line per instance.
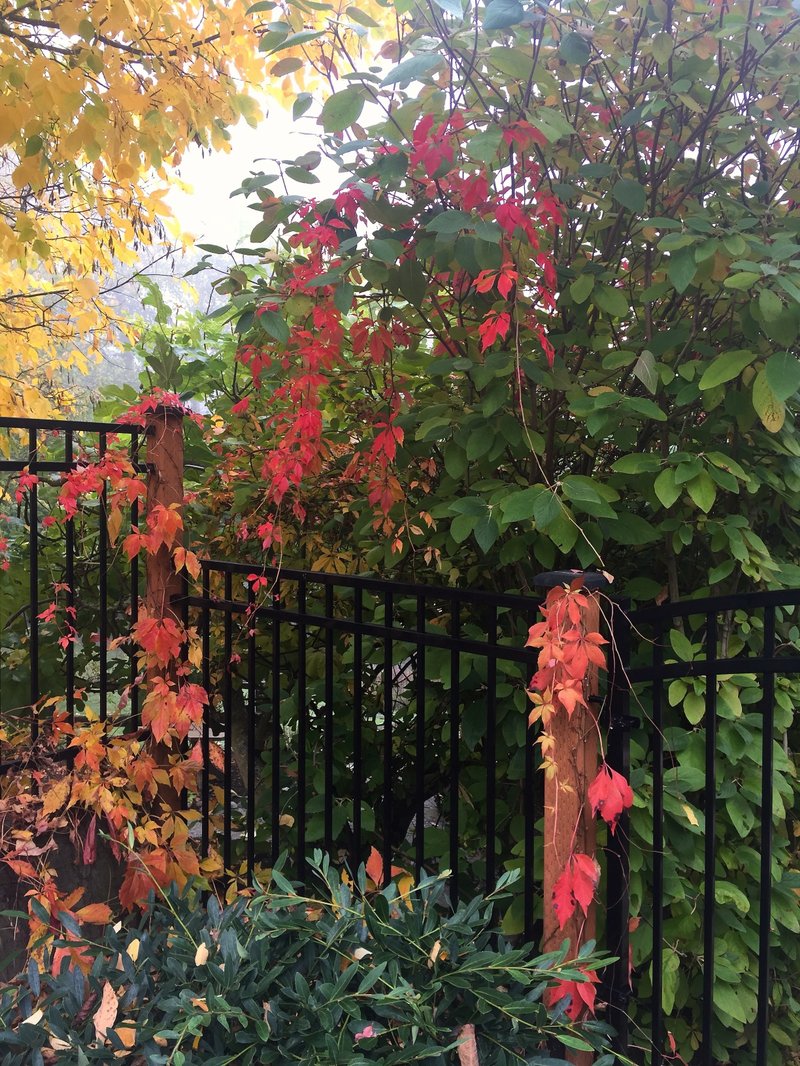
534, 570, 609, 1066
144, 404, 185, 808
145, 405, 184, 624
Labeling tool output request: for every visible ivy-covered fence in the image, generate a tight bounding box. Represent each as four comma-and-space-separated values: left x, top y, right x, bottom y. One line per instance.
1, 415, 799, 1066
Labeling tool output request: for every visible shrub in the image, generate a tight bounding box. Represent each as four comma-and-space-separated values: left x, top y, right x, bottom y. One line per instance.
0, 857, 615, 1065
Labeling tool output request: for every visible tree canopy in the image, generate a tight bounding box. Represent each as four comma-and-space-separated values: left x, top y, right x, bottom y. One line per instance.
0, 0, 387, 416
169, 0, 800, 604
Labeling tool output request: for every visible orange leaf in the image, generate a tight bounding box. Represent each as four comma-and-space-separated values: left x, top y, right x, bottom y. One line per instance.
76, 902, 113, 924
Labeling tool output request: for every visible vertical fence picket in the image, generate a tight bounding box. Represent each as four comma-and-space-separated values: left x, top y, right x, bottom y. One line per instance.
98, 431, 108, 722
296, 576, 308, 883
223, 570, 233, 882
352, 588, 363, 872
652, 618, 665, 1066
449, 599, 461, 904
485, 604, 497, 895
65, 430, 75, 731
414, 593, 426, 882
324, 583, 334, 857
382, 588, 394, 888
201, 564, 211, 860
756, 606, 776, 1066
28, 428, 39, 737
271, 583, 281, 867
129, 431, 140, 727
247, 583, 257, 883
701, 612, 719, 1065
605, 601, 632, 1053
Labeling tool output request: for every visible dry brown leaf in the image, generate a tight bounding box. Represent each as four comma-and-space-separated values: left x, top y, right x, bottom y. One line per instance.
457, 1024, 480, 1066
194, 942, 209, 966
92, 980, 118, 1042
41, 777, 70, 817
126, 938, 140, 962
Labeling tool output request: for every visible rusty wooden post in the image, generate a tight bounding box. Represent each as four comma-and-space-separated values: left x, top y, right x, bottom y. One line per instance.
144, 404, 184, 808
145, 405, 184, 624
535, 570, 609, 1066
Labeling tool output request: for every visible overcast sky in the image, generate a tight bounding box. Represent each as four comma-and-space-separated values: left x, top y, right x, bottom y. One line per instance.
167, 104, 340, 247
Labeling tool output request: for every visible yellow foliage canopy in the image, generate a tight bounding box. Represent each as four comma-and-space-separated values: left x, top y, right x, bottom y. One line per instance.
0, 0, 389, 416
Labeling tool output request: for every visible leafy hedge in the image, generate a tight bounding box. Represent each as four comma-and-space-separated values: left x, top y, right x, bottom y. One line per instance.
0, 858, 615, 1065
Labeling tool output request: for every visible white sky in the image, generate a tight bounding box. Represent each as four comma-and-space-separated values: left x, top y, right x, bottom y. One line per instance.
167, 104, 340, 246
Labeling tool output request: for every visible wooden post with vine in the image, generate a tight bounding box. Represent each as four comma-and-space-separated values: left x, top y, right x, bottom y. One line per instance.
535, 570, 609, 1066
144, 403, 185, 807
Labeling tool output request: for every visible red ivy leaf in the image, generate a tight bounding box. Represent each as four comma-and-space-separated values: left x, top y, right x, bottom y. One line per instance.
544, 968, 599, 1021
552, 852, 600, 930
588, 762, 634, 834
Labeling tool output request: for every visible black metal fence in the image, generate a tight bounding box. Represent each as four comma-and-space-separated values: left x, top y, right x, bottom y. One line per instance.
618, 591, 800, 1066
0, 416, 142, 766
2, 415, 798, 1066
185, 558, 546, 942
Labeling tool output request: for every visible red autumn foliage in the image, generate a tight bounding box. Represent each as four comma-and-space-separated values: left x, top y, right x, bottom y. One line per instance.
588, 762, 634, 834
552, 852, 600, 930
544, 967, 600, 1021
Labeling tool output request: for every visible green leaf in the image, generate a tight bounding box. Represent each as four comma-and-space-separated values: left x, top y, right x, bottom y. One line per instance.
500, 486, 545, 523
559, 31, 591, 65
593, 285, 629, 318
570, 274, 594, 304
284, 165, 319, 185
293, 93, 313, 120
369, 238, 404, 264
669, 628, 695, 661
687, 472, 716, 513
759, 288, 783, 322
259, 310, 290, 344
529, 107, 575, 141
270, 56, 303, 76
381, 54, 443, 85
651, 31, 673, 65
346, 6, 380, 26
668, 247, 696, 294
263, 28, 323, 53
483, 0, 524, 32
450, 513, 476, 544
724, 271, 761, 290
612, 178, 647, 214
662, 948, 680, 1015
715, 984, 748, 1024
698, 350, 756, 390
654, 467, 680, 508
533, 492, 562, 534
320, 88, 365, 132
469, 127, 503, 164
425, 210, 473, 234
633, 349, 658, 393
752, 370, 786, 432
612, 454, 662, 474
431, 0, 463, 14
765, 351, 800, 401
333, 283, 354, 314
474, 515, 500, 553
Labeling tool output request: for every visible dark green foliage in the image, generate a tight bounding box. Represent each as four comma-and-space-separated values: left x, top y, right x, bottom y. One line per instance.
0, 859, 615, 1065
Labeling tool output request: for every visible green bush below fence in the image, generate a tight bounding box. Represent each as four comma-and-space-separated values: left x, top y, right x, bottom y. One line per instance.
0, 857, 616, 1065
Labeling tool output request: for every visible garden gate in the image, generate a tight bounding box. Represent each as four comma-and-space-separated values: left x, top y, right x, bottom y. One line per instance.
0, 414, 796, 1066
